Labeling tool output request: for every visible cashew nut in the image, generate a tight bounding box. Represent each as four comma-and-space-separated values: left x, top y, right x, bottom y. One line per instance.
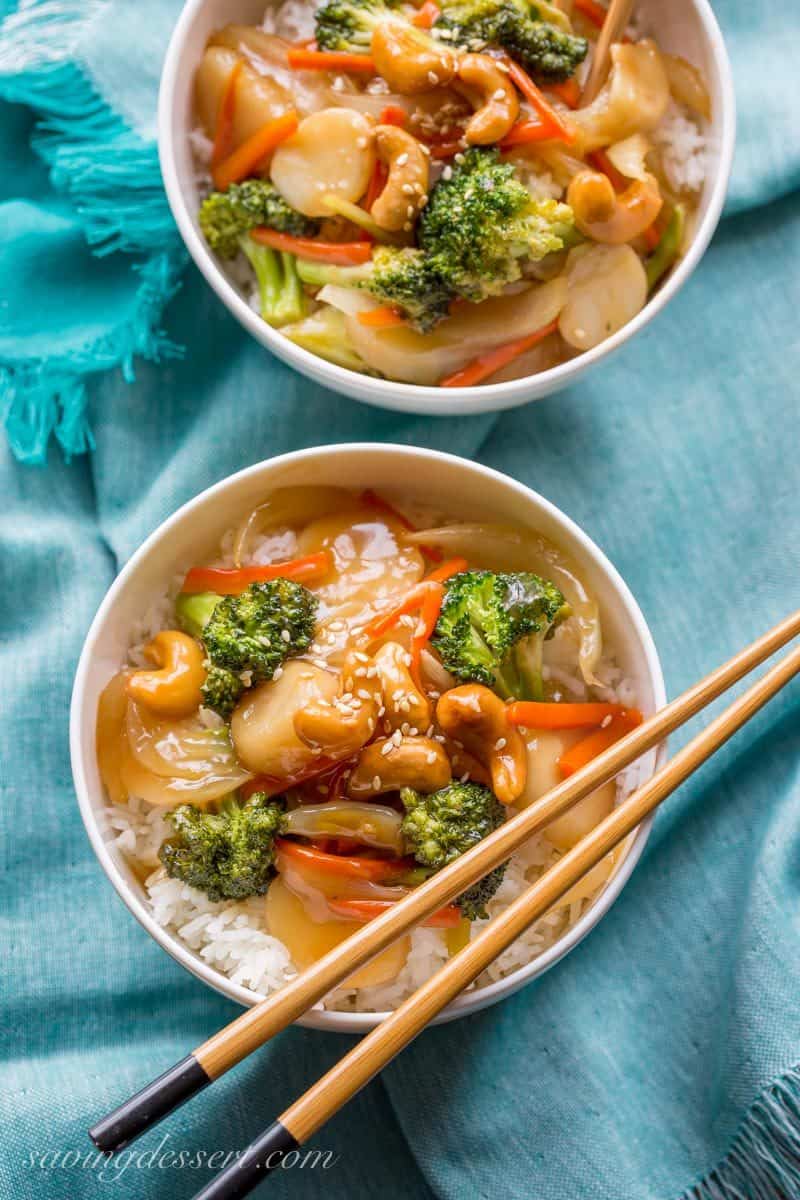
369, 126, 430, 232
347, 736, 451, 798
457, 54, 519, 146
371, 20, 458, 95
374, 641, 433, 732
567, 169, 662, 244
293, 651, 381, 760
125, 631, 206, 719
436, 685, 527, 804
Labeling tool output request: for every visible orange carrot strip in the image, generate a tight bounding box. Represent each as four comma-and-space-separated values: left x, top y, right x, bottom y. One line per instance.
573, 0, 608, 28
211, 60, 243, 168
411, 0, 440, 28
287, 48, 376, 72
251, 227, 373, 264
547, 77, 581, 109
379, 104, 408, 126
558, 711, 644, 777
275, 839, 413, 881
507, 700, 643, 730
212, 110, 299, 190
357, 305, 406, 327
426, 557, 468, 582
506, 59, 576, 144
365, 580, 445, 690
440, 318, 559, 388
500, 118, 558, 148
181, 551, 331, 595
327, 898, 462, 927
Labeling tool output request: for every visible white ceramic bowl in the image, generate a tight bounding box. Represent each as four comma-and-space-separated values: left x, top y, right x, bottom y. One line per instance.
71, 444, 666, 1031
158, 0, 735, 416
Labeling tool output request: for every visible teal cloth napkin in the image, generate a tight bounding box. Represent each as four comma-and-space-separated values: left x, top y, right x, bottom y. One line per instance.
1, 1, 800, 1198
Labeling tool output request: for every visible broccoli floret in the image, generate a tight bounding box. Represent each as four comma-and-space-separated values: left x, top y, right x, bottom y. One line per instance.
201, 664, 245, 720
401, 782, 507, 920
203, 580, 317, 687
431, 569, 568, 699
315, 0, 429, 53
175, 591, 222, 640
159, 793, 287, 900
199, 181, 315, 325
200, 181, 317, 257
434, 0, 587, 82
420, 148, 575, 301
296, 247, 453, 333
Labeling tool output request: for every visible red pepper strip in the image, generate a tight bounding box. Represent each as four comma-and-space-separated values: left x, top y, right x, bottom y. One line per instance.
364, 580, 445, 691
411, 0, 440, 28
211, 60, 243, 168
364, 159, 389, 211
547, 77, 581, 109
642, 221, 662, 251
426, 557, 469, 583
286, 48, 376, 72
428, 140, 466, 160
440, 319, 559, 388
212, 110, 299, 190
181, 551, 331, 595
275, 838, 414, 881
360, 489, 443, 562
507, 700, 642, 730
379, 104, 408, 127
327, 898, 463, 927
558, 711, 644, 777
505, 59, 576, 144
251, 227, 373, 265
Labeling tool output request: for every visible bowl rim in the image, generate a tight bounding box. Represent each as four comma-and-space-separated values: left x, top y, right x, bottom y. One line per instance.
157, 0, 736, 414
70, 443, 667, 1032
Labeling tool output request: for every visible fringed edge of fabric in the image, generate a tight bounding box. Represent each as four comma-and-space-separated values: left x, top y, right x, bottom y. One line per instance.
0, 0, 186, 464
681, 1064, 800, 1200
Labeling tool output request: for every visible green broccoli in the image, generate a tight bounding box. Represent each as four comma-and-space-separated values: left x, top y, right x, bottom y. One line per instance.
315, 0, 429, 53
201, 664, 245, 720
433, 0, 587, 82
203, 579, 317, 685
199, 180, 317, 325
296, 247, 453, 333
400, 782, 507, 919
420, 147, 576, 301
159, 792, 287, 901
431, 569, 568, 699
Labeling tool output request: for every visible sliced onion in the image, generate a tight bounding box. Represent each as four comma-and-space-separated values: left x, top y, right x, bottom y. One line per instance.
420, 646, 457, 694
284, 801, 404, 851
126, 702, 240, 781
317, 284, 379, 317
276, 857, 409, 903
232, 485, 354, 566
663, 53, 711, 121
403, 523, 603, 684
119, 751, 250, 808
606, 132, 653, 181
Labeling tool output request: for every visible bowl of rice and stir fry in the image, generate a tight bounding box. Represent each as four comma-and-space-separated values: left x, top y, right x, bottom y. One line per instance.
71, 446, 666, 1029
159, 0, 734, 410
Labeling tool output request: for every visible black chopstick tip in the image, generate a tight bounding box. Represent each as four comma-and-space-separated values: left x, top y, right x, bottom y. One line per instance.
89, 1054, 211, 1152
193, 1121, 299, 1200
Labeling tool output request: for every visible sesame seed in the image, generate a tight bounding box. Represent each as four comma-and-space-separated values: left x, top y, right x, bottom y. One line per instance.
402, 183, 415, 195
392, 729, 403, 745
356, 135, 368, 148
409, 727, 419, 737
357, 688, 372, 700
372, 775, 381, 790
427, 71, 439, 85
407, 204, 415, 217
280, 629, 291, 643
313, 658, 328, 669
442, 165, 453, 181
354, 666, 367, 677
460, 771, 470, 783
600, 714, 613, 728
273, 666, 283, 680
495, 737, 507, 750
492, 88, 506, 101
381, 741, 394, 756
354, 652, 369, 663
396, 152, 409, 166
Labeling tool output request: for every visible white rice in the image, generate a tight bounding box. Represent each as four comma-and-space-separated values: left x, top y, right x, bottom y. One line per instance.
106, 507, 643, 1012
651, 101, 708, 194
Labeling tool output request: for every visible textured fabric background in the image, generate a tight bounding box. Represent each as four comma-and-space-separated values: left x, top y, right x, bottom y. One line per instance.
1, 0, 800, 1197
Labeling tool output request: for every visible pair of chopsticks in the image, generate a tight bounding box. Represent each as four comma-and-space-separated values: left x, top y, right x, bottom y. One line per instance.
89, 609, 800, 1199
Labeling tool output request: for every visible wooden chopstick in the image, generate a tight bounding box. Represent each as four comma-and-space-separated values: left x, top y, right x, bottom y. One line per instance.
88, 610, 800, 1154
192, 640, 800, 1200
580, 0, 636, 104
